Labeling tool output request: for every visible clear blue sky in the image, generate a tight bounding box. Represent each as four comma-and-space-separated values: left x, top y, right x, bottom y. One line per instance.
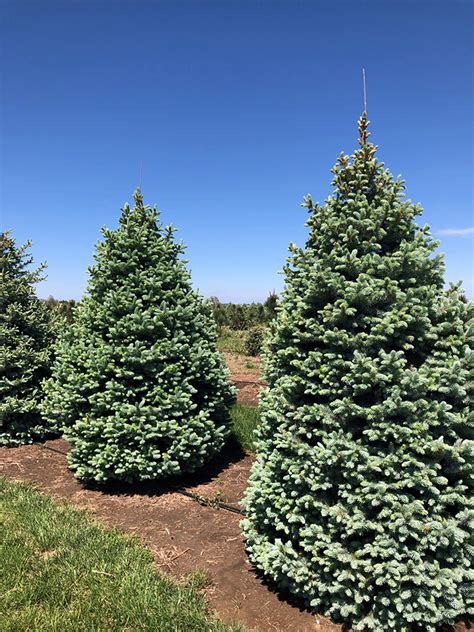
1, 0, 473, 301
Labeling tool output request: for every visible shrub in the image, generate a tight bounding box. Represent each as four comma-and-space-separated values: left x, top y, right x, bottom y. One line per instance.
242, 115, 473, 631
0, 232, 56, 446
43, 191, 235, 483
244, 326, 265, 356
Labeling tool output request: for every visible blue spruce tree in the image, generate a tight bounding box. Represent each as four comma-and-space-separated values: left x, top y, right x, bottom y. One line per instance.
242, 115, 473, 631
43, 191, 235, 483
0, 232, 56, 445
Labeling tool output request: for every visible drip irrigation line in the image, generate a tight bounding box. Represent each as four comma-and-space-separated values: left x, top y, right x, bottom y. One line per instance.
41, 443, 68, 456
231, 379, 265, 386
39, 443, 246, 516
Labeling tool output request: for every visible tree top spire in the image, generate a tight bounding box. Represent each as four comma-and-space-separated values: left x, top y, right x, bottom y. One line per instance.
133, 187, 143, 206
358, 111, 370, 146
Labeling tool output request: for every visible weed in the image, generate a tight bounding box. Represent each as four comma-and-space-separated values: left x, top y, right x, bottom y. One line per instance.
189, 489, 224, 508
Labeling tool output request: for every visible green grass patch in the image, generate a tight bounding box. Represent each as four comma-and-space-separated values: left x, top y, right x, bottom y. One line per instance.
0, 477, 241, 632
217, 327, 246, 354
230, 404, 260, 453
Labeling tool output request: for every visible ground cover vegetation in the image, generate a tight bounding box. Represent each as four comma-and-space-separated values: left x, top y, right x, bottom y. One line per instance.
0, 477, 239, 632
42, 190, 235, 483
216, 327, 247, 354
0, 232, 57, 446
230, 404, 261, 452
242, 114, 473, 631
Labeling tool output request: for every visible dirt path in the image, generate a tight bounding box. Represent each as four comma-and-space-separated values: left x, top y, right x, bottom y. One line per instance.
224, 351, 263, 406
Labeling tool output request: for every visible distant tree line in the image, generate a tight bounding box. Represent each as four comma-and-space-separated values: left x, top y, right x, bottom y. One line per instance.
210, 292, 278, 330
43, 296, 77, 324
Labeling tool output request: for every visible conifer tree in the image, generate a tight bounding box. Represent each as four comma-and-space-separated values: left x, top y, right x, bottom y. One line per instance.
264, 291, 279, 322
43, 191, 235, 483
242, 115, 473, 631
0, 232, 56, 445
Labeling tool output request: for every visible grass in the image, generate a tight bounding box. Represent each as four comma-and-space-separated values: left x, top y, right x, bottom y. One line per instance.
230, 404, 260, 453
0, 477, 241, 632
217, 327, 246, 354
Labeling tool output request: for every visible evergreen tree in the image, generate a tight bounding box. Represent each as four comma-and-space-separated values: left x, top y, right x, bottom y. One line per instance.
264, 291, 279, 322
43, 191, 235, 483
242, 115, 473, 631
0, 232, 56, 445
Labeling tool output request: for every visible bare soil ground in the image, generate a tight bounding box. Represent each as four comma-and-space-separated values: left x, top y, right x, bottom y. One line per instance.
224, 351, 263, 406
0, 356, 470, 632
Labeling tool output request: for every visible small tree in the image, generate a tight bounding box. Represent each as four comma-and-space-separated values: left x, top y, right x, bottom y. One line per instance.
244, 326, 265, 357
242, 115, 473, 631
43, 191, 235, 483
264, 290, 278, 322
0, 232, 56, 445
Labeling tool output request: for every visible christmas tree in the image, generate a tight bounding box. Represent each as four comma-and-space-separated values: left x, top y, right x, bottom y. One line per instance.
242, 115, 473, 631
43, 190, 235, 483
0, 232, 56, 445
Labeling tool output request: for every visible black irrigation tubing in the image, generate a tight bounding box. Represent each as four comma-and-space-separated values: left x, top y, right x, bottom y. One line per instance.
231, 379, 265, 386
41, 443, 68, 457
39, 443, 246, 517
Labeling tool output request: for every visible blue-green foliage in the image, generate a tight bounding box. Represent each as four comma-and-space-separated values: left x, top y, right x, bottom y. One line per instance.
43, 191, 235, 483
0, 232, 56, 446
242, 116, 473, 631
